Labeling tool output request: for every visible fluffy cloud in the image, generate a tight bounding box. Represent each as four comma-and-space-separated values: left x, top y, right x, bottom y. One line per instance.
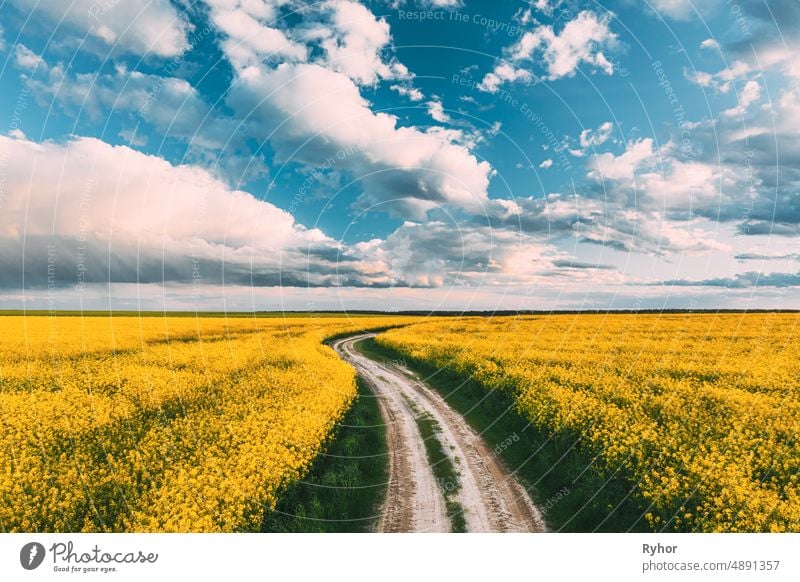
15, 0, 491, 220
205, 0, 404, 84
19, 56, 267, 182
0, 134, 545, 291
8, 0, 191, 57
587, 138, 657, 182
229, 62, 493, 216
579, 121, 614, 148
390, 84, 424, 101
480, 10, 618, 91
0, 134, 387, 289
477, 62, 533, 93
317, 0, 401, 85
358, 221, 556, 287
721, 80, 761, 117
426, 99, 451, 123
512, 10, 617, 79
207, 0, 308, 69
14, 44, 43, 69
487, 193, 728, 255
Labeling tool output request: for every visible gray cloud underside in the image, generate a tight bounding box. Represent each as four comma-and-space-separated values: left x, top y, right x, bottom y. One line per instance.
657, 271, 800, 288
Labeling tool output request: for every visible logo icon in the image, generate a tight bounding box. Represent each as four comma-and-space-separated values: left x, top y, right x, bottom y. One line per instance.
20, 542, 46, 570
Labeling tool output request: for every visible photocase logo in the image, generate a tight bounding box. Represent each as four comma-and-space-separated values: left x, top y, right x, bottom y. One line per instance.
20, 542, 46, 570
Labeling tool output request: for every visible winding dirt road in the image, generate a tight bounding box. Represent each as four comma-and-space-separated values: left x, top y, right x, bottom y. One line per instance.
331, 334, 546, 533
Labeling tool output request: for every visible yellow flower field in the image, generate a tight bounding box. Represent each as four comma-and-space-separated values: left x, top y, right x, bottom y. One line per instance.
376, 313, 800, 532
0, 314, 412, 532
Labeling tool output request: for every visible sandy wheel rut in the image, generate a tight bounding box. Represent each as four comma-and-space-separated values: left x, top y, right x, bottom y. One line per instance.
332, 334, 546, 533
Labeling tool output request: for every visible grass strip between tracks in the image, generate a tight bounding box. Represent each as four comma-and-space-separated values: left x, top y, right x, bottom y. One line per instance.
358, 337, 650, 532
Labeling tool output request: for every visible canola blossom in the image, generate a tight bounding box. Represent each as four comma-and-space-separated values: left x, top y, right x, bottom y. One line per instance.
0, 315, 413, 532
377, 313, 800, 532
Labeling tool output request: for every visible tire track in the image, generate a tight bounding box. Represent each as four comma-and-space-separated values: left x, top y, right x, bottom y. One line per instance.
332, 334, 546, 533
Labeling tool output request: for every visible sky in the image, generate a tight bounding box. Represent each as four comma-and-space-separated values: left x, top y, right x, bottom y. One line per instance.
0, 0, 798, 311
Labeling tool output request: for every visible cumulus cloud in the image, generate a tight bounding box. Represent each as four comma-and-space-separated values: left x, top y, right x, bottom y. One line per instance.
390, 84, 424, 101
426, 99, 451, 123
228, 62, 493, 217
722, 80, 761, 117
0, 134, 548, 291
0, 134, 388, 289
206, 0, 308, 69
480, 10, 618, 91
14, 0, 493, 221
579, 121, 614, 148
585, 137, 735, 220
483, 192, 728, 256
14, 44, 43, 69
317, 0, 403, 85
19, 58, 265, 183
587, 138, 657, 182
676, 54, 800, 233
8, 0, 191, 57
477, 62, 533, 93
205, 0, 405, 85
359, 221, 556, 287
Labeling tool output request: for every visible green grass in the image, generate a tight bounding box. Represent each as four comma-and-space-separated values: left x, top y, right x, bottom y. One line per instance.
261, 377, 388, 532
360, 337, 651, 532
401, 395, 468, 533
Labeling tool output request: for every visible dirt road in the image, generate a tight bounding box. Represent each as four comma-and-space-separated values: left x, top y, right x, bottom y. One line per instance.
331, 334, 546, 533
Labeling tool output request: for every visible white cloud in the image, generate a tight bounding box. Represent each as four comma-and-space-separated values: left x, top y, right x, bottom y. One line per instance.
426, 99, 450, 123
587, 138, 656, 182
486, 192, 728, 256
425, 0, 462, 6
8, 0, 191, 57
722, 80, 761, 117
477, 62, 532, 93
20, 58, 264, 182
539, 159, 553, 169
13, 44, 43, 69
229, 62, 493, 217
586, 137, 738, 221
685, 60, 752, 93
208, 2, 308, 69
511, 10, 617, 79
318, 0, 399, 85
390, 84, 424, 101
359, 221, 555, 287
510, 10, 617, 80
479, 10, 617, 92
579, 121, 614, 148
700, 38, 720, 50
0, 134, 389, 288
206, 0, 407, 85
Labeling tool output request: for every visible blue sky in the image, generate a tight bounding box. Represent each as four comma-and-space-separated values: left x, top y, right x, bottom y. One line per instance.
0, 0, 798, 311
